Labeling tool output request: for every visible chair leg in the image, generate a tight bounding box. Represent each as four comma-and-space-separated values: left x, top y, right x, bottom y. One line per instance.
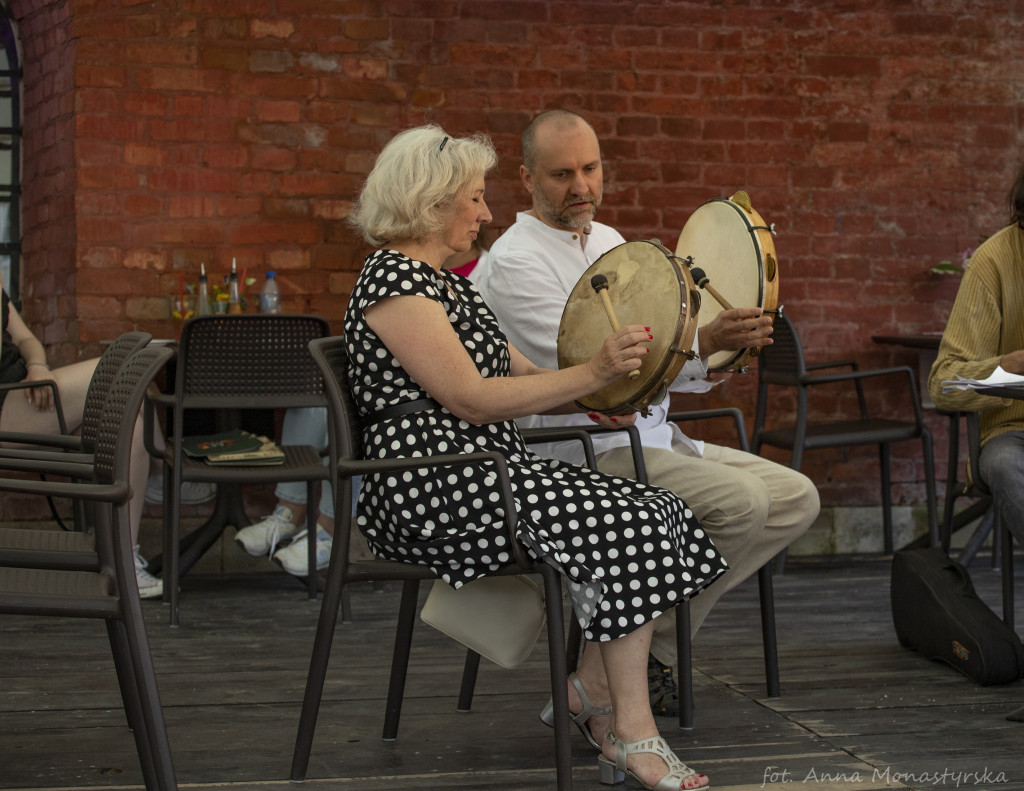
117, 575, 177, 791
306, 481, 317, 600
757, 563, 780, 697
456, 649, 481, 712
921, 428, 939, 548
1002, 521, 1015, 630
106, 620, 158, 791
879, 444, 893, 555
537, 564, 573, 791
566, 616, 583, 674
290, 545, 349, 781
676, 601, 693, 730
382, 579, 421, 741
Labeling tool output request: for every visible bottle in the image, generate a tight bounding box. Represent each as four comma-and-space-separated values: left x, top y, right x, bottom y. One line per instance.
260, 271, 282, 314
196, 262, 211, 316
228, 258, 243, 314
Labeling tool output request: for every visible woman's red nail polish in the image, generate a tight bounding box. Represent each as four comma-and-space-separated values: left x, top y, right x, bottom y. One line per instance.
610, 416, 618, 422
648, 334, 653, 339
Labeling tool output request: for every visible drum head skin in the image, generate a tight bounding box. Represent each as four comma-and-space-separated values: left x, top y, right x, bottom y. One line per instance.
557, 240, 697, 415
675, 197, 778, 371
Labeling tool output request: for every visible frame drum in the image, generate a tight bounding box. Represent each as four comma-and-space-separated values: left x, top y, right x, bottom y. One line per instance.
675, 193, 780, 372
556, 240, 699, 416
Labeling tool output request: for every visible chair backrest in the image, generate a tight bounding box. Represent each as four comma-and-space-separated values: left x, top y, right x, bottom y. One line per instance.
307, 336, 360, 512
756, 312, 806, 385
174, 315, 330, 410
80, 331, 153, 451
92, 345, 175, 487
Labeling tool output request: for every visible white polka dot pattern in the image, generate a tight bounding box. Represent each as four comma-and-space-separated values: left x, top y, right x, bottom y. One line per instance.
344, 250, 727, 642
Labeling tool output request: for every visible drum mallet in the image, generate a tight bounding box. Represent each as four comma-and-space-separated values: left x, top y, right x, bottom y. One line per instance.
591, 273, 640, 381
688, 265, 735, 312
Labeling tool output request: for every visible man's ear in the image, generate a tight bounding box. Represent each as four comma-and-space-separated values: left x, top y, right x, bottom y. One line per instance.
520, 163, 534, 194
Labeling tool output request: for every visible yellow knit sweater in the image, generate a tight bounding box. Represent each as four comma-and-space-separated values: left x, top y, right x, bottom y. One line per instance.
928, 223, 1024, 448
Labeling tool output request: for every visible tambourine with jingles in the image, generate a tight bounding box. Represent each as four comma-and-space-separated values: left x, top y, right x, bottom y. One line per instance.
556, 239, 700, 416
674, 191, 781, 372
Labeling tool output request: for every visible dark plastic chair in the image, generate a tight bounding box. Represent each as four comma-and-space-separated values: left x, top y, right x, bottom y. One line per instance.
938, 409, 1015, 629
152, 314, 331, 625
667, 407, 780, 706
752, 312, 939, 559
0, 331, 153, 565
292, 336, 574, 791
0, 344, 177, 791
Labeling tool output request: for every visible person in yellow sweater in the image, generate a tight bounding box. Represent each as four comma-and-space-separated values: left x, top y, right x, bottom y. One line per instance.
928, 157, 1024, 550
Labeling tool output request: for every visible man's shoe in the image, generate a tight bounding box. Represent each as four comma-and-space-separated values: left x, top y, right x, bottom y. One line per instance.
235, 505, 299, 556
648, 654, 680, 718
272, 525, 332, 577
144, 475, 217, 506
133, 546, 163, 600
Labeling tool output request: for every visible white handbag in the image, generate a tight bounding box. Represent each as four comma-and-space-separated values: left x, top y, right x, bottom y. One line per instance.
420, 574, 547, 669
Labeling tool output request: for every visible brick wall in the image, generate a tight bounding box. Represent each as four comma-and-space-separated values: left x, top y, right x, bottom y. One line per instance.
7, 0, 1024, 520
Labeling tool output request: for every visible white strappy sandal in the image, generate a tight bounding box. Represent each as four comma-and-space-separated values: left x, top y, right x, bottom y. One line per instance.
538, 672, 612, 751
598, 728, 709, 790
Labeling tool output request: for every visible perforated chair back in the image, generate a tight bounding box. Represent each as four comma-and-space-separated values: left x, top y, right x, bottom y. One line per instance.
175, 315, 329, 409
93, 346, 174, 486
757, 311, 806, 385
80, 331, 153, 452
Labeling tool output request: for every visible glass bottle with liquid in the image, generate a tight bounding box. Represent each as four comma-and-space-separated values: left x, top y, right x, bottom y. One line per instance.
228, 259, 243, 314
196, 263, 212, 316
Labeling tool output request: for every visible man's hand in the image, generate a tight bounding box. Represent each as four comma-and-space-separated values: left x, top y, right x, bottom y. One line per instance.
699, 307, 774, 357
1000, 350, 1024, 375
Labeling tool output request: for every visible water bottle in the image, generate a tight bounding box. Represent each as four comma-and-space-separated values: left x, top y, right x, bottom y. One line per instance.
260, 271, 282, 314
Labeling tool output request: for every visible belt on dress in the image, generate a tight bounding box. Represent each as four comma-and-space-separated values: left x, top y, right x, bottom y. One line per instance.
360, 397, 443, 429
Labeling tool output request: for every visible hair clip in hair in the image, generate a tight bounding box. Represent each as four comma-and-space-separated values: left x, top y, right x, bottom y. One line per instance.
439, 136, 449, 152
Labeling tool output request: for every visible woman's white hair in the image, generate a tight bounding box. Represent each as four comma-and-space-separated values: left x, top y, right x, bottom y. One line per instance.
350, 124, 497, 246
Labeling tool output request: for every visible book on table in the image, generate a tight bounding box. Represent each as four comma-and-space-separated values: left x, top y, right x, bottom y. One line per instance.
181, 429, 263, 458
204, 435, 285, 466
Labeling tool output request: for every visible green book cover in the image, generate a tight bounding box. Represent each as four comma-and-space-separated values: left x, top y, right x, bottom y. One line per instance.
182, 429, 263, 458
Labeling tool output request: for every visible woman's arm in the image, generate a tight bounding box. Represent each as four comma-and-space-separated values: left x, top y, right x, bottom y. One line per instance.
6, 302, 56, 410
364, 294, 649, 425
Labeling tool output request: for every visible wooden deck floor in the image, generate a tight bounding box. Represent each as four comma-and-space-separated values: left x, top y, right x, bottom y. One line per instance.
2, 553, 1023, 791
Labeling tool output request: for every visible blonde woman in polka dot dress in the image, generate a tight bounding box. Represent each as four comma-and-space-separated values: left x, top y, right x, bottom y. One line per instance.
345, 125, 725, 791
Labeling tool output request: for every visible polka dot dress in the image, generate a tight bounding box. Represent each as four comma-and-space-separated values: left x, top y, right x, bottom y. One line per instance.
346, 250, 727, 642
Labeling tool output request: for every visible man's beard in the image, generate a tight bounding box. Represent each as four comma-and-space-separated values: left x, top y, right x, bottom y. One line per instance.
537, 192, 600, 230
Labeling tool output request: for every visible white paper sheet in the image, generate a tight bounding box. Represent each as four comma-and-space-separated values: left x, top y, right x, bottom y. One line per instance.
941, 366, 1024, 393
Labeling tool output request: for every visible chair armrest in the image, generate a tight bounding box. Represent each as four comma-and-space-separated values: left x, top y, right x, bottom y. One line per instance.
529, 423, 648, 483
667, 407, 750, 452
521, 426, 598, 468
0, 433, 82, 451
801, 365, 923, 425
0, 447, 92, 464
0, 455, 95, 477
805, 359, 858, 373
0, 476, 129, 503
0, 379, 68, 435
339, 449, 532, 571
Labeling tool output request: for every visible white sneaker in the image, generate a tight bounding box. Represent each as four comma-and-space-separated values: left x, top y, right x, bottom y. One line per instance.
144, 475, 217, 506
272, 525, 332, 576
234, 505, 299, 557
133, 546, 163, 600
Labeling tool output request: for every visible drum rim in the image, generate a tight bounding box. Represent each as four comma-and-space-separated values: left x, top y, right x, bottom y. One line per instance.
678, 196, 779, 372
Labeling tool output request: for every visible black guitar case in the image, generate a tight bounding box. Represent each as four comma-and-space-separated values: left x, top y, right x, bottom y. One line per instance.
891, 546, 1024, 685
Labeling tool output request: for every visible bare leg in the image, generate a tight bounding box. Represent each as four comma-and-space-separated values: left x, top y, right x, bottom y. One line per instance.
599, 621, 707, 790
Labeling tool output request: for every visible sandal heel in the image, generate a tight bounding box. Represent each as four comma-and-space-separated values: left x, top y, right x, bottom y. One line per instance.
539, 698, 555, 728
598, 755, 625, 785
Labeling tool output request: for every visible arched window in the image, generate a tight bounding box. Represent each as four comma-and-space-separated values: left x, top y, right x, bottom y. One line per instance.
0, 4, 21, 303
